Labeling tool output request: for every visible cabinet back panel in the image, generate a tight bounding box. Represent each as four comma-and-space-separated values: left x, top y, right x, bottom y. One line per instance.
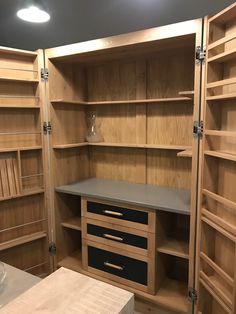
51, 105, 87, 145
53, 147, 90, 186
147, 102, 193, 146
0, 54, 37, 71
48, 61, 87, 101
89, 146, 146, 184
86, 60, 142, 101
146, 49, 194, 98
147, 150, 191, 189
0, 81, 36, 97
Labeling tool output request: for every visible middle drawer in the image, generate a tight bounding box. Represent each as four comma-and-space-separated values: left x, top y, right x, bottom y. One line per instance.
82, 218, 154, 257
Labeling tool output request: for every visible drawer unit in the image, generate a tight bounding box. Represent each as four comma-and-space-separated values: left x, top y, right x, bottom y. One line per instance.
82, 198, 156, 233
82, 217, 157, 257
83, 240, 155, 294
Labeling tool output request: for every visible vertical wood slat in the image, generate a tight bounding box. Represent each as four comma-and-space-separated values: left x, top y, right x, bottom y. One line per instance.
0, 155, 20, 199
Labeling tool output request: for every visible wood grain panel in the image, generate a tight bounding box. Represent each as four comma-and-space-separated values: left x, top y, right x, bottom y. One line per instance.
147, 150, 191, 189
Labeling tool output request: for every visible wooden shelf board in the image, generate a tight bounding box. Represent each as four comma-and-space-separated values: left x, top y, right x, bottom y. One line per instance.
89, 142, 191, 150
205, 130, 236, 137
0, 105, 40, 109
208, 48, 236, 64
0, 188, 44, 202
204, 150, 236, 162
208, 2, 236, 24
0, 76, 39, 83
202, 189, 236, 211
0, 146, 42, 153
207, 77, 236, 89
51, 99, 88, 105
57, 250, 82, 272
0, 231, 47, 251
53, 143, 88, 149
157, 239, 189, 259
206, 93, 236, 101
178, 91, 194, 98
61, 217, 82, 231
177, 149, 192, 157
208, 33, 236, 51
58, 251, 188, 314
51, 97, 192, 106
53, 142, 191, 151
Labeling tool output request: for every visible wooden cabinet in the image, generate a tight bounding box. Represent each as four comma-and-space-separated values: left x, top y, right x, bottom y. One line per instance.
1, 3, 236, 314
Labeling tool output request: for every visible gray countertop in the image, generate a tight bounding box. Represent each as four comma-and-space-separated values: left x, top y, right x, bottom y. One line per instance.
55, 178, 191, 215
0, 263, 41, 309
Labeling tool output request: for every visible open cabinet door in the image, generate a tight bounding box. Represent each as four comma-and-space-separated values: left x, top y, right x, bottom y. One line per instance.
196, 3, 236, 314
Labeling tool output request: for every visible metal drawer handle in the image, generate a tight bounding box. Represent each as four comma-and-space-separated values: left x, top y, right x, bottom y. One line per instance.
104, 261, 124, 271
103, 233, 124, 242
103, 210, 123, 217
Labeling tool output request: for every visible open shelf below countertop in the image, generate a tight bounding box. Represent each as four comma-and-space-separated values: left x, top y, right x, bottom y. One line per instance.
53, 142, 191, 151
157, 239, 189, 259
51, 96, 193, 106
57, 250, 188, 314
55, 178, 190, 215
61, 217, 82, 231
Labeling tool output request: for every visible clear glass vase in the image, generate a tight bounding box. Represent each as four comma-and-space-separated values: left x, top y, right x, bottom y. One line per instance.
86, 111, 103, 143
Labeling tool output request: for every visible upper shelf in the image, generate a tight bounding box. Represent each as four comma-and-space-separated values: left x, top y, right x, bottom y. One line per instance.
208, 49, 236, 64
51, 96, 193, 106
0, 76, 39, 83
55, 178, 191, 215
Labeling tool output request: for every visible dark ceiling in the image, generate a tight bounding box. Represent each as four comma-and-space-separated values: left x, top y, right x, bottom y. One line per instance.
0, 0, 235, 51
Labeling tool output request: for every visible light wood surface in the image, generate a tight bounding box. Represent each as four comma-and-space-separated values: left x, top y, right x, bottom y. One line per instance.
0, 267, 134, 314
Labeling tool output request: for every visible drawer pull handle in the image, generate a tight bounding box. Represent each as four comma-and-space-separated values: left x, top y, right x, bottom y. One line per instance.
103, 210, 123, 217
104, 261, 124, 271
103, 233, 124, 242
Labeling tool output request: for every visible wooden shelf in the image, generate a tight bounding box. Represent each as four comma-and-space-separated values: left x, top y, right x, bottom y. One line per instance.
205, 130, 236, 137
203, 189, 236, 211
0, 231, 47, 251
206, 93, 236, 101
204, 150, 236, 162
177, 149, 192, 157
0, 47, 38, 57
157, 239, 189, 259
0, 105, 40, 109
51, 97, 193, 106
53, 143, 88, 149
200, 271, 232, 309
0, 146, 42, 153
0, 76, 39, 83
208, 33, 236, 51
53, 142, 191, 151
178, 91, 194, 98
207, 77, 236, 89
61, 217, 82, 231
208, 48, 236, 64
57, 250, 82, 272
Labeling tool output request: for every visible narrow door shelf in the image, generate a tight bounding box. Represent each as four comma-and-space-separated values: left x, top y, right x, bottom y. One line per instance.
55, 178, 191, 215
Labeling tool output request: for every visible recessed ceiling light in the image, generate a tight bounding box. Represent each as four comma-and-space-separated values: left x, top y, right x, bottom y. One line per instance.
17, 6, 50, 23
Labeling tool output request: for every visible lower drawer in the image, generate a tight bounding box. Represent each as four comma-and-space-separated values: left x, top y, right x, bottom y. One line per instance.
83, 240, 156, 294
88, 246, 147, 285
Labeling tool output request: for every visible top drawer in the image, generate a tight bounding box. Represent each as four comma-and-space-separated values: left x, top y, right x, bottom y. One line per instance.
82, 198, 156, 233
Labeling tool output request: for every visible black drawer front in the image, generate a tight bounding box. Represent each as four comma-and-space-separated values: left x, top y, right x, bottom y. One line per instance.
87, 201, 148, 225
88, 246, 147, 285
87, 224, 147, 249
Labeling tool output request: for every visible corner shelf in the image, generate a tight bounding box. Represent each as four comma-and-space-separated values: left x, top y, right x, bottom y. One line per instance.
61, 217, 82, 231
177, 149, 192, 158
51, 97, 193, 106
157, 239, 189, 259
53, 143, 88, 149
0, 231, 47, 251
57, 250, 82, 272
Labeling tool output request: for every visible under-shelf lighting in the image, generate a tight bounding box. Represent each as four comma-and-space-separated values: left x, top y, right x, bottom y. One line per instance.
17, 5, 50, 23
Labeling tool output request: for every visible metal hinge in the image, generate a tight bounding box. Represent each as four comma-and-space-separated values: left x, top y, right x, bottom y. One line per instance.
193, 120, 203, 139
49, 242, 57, 255
196, 46, 206, 64
43, 121, 52, 134
41, 68, 49, 81
188, 287, 198, 303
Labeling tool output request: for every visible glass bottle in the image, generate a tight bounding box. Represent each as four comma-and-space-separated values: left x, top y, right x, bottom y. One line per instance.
86, 111, 103, 143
